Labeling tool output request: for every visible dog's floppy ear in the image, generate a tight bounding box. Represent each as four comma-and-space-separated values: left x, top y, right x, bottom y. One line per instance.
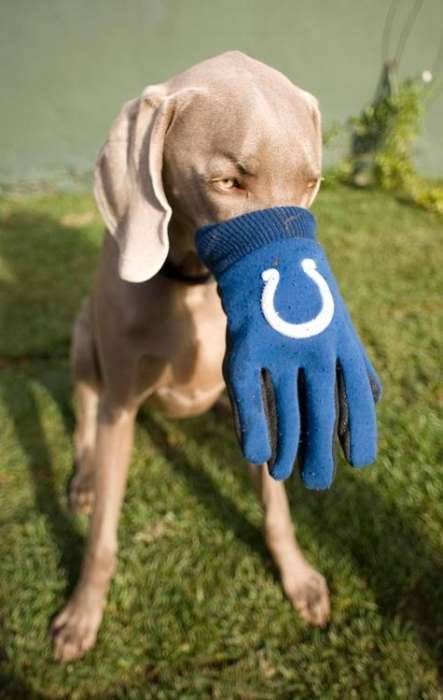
94, 86, 186, 282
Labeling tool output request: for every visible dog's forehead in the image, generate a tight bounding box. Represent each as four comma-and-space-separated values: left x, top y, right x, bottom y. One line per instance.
167, 84, 317, 172
169, 74, 313, 134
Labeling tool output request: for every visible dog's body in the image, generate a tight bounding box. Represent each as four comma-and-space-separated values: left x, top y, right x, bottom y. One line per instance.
52, 52, 330, 662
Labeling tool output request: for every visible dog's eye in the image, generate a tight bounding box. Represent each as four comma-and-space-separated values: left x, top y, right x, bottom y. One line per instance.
212, 177, 240, 192
219, 178, 237, 190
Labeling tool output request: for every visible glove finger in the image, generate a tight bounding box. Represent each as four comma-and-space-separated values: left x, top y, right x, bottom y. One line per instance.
337, 352, 377, 467
298, 367, 336, 490
227, 364, 272, 465
340, 306, 382, 402
266, 370, 300, 481
361, 350, 382, 402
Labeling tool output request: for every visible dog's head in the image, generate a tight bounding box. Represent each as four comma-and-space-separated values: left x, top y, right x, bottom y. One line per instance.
94, 51, 322, 283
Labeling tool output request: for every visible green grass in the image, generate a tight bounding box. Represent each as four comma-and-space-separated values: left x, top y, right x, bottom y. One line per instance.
0, 184, 442, 699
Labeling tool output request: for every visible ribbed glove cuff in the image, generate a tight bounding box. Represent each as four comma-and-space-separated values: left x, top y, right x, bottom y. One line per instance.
195, 206, 317, 276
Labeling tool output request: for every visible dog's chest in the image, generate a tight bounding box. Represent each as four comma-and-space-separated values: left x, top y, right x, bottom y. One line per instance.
134, 283, 227, 416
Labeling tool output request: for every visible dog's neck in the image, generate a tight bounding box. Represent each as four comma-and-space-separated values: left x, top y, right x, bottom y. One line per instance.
160, 208, 213, 284
159, 253, 212, 285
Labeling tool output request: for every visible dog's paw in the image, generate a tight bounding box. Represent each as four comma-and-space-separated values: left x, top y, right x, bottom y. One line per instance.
69, 471, 95, 514
52, 596, 103, 662
284, 568, 330, 627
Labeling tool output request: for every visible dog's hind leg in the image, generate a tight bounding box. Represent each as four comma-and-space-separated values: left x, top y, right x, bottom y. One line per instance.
248, 464, 330, 627
70, 299, 100, 514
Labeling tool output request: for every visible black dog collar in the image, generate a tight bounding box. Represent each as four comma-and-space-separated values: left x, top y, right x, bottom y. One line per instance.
159, 258, 213, 285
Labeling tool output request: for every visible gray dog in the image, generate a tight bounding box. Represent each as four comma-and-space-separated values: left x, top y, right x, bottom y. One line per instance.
52, 51, 329, 662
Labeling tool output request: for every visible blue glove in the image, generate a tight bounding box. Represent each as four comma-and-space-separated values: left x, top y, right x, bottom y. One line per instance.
196, 207, 381, 489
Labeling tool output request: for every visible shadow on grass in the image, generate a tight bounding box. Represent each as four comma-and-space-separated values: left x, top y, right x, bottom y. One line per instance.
141, 411, 269, 563
294, 477, 443, 675
0, 210, 99, 589
0, 368, 84, 591
0, 668, 47, 700
158, 409, 443, 677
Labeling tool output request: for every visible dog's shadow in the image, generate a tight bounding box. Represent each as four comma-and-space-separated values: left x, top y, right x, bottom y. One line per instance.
1, 208, 443, 682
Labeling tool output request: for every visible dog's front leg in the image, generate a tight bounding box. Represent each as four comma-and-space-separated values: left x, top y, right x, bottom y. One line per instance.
52, 398, 136, 662
248, 464, 330, 627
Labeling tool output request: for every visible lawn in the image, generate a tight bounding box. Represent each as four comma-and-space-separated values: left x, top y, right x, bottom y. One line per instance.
0, 184, 442, 699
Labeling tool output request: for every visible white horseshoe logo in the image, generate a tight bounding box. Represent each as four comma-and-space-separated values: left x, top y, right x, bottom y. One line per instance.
261, 258, 334, 339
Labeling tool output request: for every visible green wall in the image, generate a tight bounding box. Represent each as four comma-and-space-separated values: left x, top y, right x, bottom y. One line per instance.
1, 0, 442, 188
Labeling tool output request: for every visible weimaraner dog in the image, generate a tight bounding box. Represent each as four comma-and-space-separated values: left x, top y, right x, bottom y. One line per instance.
52, 51, 329, 662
